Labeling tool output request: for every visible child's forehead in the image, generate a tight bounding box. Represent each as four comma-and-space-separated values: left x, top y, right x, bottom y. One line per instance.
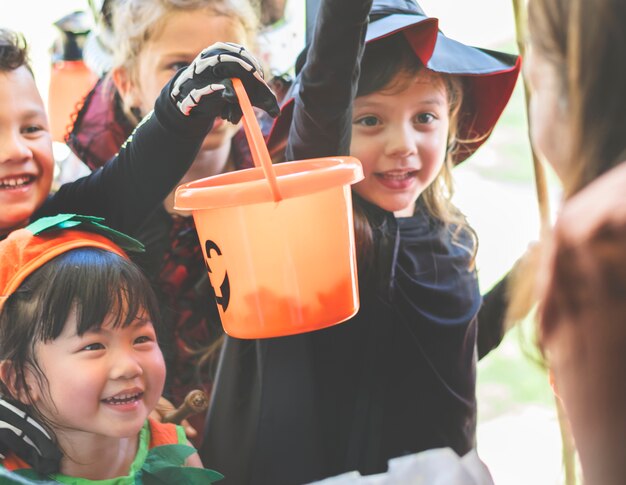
378, 69, 449, 97
0, 65, 43, 106
73, 320, 154, 341
1, 64, 37, 85
60, 305, 152, 338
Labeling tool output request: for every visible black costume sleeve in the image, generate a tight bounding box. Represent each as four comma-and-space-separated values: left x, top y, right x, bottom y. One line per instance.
34, 74, 212, 234
286, 0, 372, 161
476, 272, 510, 359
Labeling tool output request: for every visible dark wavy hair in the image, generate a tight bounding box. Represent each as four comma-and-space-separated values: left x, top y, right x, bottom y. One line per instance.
0, 28, 31, 74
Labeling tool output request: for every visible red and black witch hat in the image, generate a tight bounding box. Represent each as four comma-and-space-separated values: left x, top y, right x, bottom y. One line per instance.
267, 0, 521, 164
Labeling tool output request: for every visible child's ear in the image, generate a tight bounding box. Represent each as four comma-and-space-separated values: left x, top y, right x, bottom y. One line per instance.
112, 67, 141, 111
0, 360, 40, 405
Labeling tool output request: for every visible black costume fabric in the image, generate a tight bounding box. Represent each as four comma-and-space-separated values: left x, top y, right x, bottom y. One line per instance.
0, 72, 213, 473
0, 399, 61, 475
34, 74, 212, 240
202, 200, 481, 485
200, 0, 485, 483
65, 75, 258, 439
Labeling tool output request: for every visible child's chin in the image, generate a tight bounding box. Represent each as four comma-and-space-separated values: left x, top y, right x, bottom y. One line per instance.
107, 419, 148, 439
378, 199, 416, 216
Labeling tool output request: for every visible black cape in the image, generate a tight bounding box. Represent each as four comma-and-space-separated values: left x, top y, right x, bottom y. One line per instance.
200, 0, 483, 483
201, 199, 481, 485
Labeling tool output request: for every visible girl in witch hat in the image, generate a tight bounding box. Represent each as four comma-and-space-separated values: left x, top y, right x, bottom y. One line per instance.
200, 0, 520, 483
0, 215, 223, 483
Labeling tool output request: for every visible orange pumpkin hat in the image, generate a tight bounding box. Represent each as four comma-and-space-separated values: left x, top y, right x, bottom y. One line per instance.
0, 214, 144, 311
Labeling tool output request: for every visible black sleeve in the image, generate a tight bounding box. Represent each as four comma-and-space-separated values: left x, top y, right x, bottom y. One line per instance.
286, 0, 372, 160
476, 272, 510, 359
35, 74, 213, 234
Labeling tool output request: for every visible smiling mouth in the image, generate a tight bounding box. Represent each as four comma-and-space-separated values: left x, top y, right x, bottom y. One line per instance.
0, 175, 35, 190
376, 170, 418, 180
102, 392, 144, 405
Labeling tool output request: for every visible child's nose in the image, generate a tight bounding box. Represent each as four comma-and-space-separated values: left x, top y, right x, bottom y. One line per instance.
0, 130, 32, 164
385, 125, 418, 159
109, 351, 144, 380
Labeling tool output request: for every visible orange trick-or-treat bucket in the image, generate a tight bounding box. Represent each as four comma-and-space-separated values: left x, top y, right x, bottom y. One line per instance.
175, 78, 364, 338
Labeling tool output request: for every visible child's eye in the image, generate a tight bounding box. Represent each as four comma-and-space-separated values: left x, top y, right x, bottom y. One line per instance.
134, 335, 155, 345
354, 115, 380, 127
22, 125, 45, 135
415, 113, 436, 124
168, 61, 189, 73
81, 342, 105, 351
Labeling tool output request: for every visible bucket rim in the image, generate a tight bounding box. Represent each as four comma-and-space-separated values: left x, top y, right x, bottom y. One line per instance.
174, 156, 363, 210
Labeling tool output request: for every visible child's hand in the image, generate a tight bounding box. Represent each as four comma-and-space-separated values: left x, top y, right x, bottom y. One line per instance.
151, 396, 198, 439
170, 41, 280, 122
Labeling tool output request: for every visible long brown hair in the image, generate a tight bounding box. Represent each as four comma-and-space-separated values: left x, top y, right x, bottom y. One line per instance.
507, 0, 626, 327
529, 0, 626, 197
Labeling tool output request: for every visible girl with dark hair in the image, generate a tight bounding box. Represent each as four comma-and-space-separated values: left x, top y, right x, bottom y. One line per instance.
65, 2, 277, 437
1, 27, 277, 445
0, 216, 222, 483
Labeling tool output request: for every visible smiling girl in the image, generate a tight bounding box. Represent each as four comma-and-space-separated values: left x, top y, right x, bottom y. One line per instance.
0, 216, 222, 483
201, 0, 520, 483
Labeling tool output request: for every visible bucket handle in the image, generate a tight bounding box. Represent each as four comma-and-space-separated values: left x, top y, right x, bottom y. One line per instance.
231, 77, 282, 202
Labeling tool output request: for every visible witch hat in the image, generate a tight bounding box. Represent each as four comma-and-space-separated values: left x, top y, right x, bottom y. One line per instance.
267, 0, 521, 164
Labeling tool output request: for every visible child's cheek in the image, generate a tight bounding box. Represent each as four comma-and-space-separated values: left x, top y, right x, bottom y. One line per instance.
147, 351, 167, 401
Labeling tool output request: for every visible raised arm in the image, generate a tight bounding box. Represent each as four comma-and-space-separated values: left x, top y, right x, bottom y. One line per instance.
39, 43, 278, 234
286, 0, 372, 161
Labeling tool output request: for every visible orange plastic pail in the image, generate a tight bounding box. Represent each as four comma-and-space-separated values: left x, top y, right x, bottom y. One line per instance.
175, 77, 363, 338
175, 156, 363, 338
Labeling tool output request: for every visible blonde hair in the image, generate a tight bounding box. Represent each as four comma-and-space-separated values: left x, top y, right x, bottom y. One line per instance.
110, 0, 260, 121
111, 0, 259, 73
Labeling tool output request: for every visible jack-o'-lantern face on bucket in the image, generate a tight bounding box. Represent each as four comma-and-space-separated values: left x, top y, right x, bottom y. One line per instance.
204, 239, 230, 312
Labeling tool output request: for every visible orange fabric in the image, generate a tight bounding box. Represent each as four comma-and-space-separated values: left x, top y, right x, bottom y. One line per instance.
1, 452, 30, 471
0, 228, 127, 311
148, 418, 182, 449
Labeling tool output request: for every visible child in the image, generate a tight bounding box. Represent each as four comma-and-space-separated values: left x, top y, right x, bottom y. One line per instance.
0, 27, 278, 242
0, 215, 223, 483
517, 0, 626, 483
200, 0, 521, 483
64, 0, 272, 437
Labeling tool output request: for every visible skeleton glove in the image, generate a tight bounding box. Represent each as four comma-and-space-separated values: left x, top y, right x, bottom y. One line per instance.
170, 42, 280, 123
0, 398, 61, 475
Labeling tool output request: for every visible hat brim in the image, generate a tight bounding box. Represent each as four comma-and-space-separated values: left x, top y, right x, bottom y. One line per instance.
0, 228, 128, 311
267, 12, 521, 165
